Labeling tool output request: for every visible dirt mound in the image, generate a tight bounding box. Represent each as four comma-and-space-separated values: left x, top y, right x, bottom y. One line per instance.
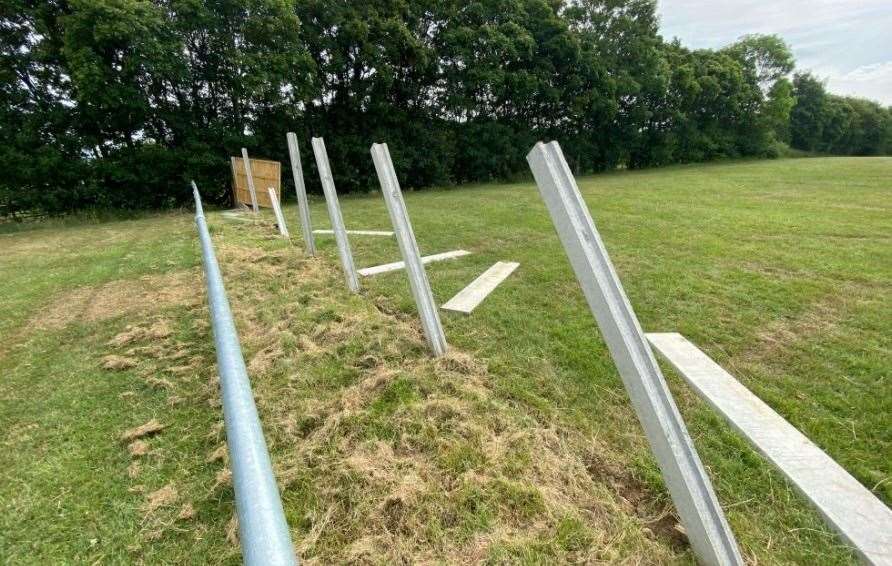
98, 219, 690, 562
200, 225, 687, 563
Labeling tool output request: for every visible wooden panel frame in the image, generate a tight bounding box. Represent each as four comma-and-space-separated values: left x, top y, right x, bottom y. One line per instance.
230, 157, 281, 208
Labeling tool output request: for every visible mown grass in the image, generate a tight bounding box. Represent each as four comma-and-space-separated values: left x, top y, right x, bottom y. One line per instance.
0, 156, 889, 564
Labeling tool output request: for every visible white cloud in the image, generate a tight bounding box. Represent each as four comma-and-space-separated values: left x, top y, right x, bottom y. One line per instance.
821, 62, 892, 105
657, 0, 892, 104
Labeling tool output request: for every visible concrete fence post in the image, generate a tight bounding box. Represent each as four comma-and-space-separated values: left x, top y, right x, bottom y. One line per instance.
370, 142, 447, 357
191, 182, 298, 566
311, 137, 360, 293
526, 141, 742, 566
240, 147, 259, 214
268, 187, 289, 238
286, 133, 316, 256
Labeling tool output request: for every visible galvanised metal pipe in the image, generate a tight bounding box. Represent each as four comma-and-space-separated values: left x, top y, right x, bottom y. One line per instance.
191, 182, 298, 566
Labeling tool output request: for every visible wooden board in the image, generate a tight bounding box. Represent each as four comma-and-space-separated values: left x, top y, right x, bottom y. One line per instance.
442, 261, 519, 314
230, 157, 281, 208
646, 332, 892, 565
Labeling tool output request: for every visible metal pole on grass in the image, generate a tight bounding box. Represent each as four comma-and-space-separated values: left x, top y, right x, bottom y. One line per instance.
191, 181, 298, 566
370, 142, 447, 357
286, 133, 316, 255
525, 143, 743, 566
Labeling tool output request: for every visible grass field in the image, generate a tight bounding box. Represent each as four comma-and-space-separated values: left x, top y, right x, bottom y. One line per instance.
1, 157, 889, 564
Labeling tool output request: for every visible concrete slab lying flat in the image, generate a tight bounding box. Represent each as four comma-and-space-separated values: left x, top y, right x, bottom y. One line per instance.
313, 229, 393, 236
646, 332, 892, 565
441, 261, 519, 314
358, 250, 471, 277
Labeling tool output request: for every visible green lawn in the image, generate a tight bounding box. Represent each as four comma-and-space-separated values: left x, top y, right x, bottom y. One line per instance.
1, 157, 889, 564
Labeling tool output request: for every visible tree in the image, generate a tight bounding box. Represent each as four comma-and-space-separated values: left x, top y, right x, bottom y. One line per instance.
0, 0, 89, 216
2, 0, 888, 217
724, 34, 794, 91
566, 0, 665, 168
790, 73, 828, 151
789, 72, 892, 155
765, 77, 795, 143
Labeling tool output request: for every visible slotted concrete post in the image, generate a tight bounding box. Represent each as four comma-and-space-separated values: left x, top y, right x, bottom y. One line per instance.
286, 133, 315, 255
268, 187, 289, 238
240, 147, 259, 214
370, 142, 447, 357
311, 137, 360, 293
526, 141, 742, 566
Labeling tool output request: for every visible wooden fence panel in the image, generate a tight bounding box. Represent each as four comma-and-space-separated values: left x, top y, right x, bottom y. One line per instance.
230, 157, 281, 208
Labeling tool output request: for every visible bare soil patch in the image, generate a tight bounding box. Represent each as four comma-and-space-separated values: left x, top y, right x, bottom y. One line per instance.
33, 270, 201, 332
745, 283, 877, 360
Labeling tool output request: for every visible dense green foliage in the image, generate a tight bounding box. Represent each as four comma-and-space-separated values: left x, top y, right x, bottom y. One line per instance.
2, 0, 890, 216
790, 73, 892, 155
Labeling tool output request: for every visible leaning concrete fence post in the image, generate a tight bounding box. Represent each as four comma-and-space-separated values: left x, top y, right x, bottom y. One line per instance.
526, 141, 743, 566
370, 142, 447, 357
311, 137, 360, 293
268, 187, 289, 238
286, 133, 316, 256
240, 147, 259, 214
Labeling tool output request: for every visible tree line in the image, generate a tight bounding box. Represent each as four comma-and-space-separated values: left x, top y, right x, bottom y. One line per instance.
2, 0, 890, 217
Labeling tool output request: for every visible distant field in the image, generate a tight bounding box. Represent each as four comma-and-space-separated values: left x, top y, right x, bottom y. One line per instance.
1, 157, 889, 564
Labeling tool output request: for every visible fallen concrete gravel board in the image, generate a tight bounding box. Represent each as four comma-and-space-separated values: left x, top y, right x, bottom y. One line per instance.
313, 229, 393, 236
221, 211, 252, 222
358, 250, 471, 277
441, 261, 519, 314
647, 332, 892, 566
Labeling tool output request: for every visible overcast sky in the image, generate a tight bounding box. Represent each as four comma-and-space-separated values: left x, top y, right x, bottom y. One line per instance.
657, 0, 892, 105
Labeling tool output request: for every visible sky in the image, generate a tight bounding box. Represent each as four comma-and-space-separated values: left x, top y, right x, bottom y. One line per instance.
657, 0, 892, 105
